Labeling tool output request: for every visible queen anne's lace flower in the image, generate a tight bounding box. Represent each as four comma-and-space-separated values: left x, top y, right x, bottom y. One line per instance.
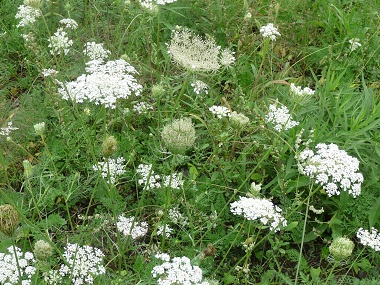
0, 246, 36, 285
59, 18, 78, 30
133, 101, 153, 114
260, 23, 281, 41
83, 42, 111, 61
59, 244, 105, 285
48, 28, 73, 55
356, 227, 380, 252
265, 104, 299, 132
191, 80, 208, 95
209, 105, 231, 119
0, 122, 18, 137
136, 164, 162, 189
230, 196, 287, 232
92, 157, 126, 184
57, 59, 142, 108
290, 83, 315, 97
117, 216, 148, 239
157, 224, 173, 237
138, 0, 177, 10
297, 143, 363, 197
15, 5, 41, 28
152, 254, 209, 285
349, 38, 361, 51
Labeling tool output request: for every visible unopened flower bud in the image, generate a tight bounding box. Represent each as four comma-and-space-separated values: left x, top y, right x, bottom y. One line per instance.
34, 240, 53, 260
250, 182, 261, 196
0, 204, 20, 236
230, 111, 250, 129
23, 160, 34, 178
152, 84, 165, 98
161, 118, 196, 155
329, 237, 354, 261
24, 0, 41, 8
34, 122, 45, 136
102, 136, 118, 157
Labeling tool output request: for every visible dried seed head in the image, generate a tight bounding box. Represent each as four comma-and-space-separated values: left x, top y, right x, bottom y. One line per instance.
0, 204, 20, 236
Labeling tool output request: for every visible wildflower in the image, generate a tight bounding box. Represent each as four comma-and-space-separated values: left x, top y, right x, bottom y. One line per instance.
152, 84, 165, 97
260, 23, 281, 41
230, 196, 287, 232
157, 224, 173, 238
34, 122, 45, 136
230, 111, 250, 129
102, 136, 118, 157
57, 59, 142, 109
42, 68, 59, 77
162, 173, 184, 189
356, 227, 380, 252
349, 38, 361, 51
15, 4, 41, 28
33, 240, 53, 260
250, 182, 261, 197
83, 42, 111, 61
136, 164, 161, 189
24, 0, 41, 9
329, 237, 354, 261
297, 143, 363, 197
191, 80, 208, 95
138, 0, 177, 10
168, 207, 188, 226
209, 105, 231, 119
161, 118, 196, 154
116, 216, 148, 239
265, 104, 299, 132
152, 254, 209, 285
0, 246, 36, 285
290, 83, 315, 98
59, 18, 78, 30
0, 204, 20, 236
167, 26, 233, 72
59, 243, 106, 284
43, 270, 62, 285
48, 28, 73, 55
0, 122, 18, 137
219, 48, 235, 67
92, 157, 126, 184
133, 101, 153, 114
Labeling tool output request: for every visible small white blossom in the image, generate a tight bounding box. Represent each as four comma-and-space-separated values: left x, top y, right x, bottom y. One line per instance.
162, 173, 184, 189
0, 246, 36, 285
59, 244, 105, 285
59, 18, 78, 30
260, 23, 281, 41
349, 38, 361, 52
191, 80, 208, 95
152, 254, 209, 285
117, 216, 148, 239
15, 5, 41, 28
43, 270, 62, 285
83, 42, 111, 61
157, 225, 173, 237
219, 48, 235, 66
33, 122, 45, 136
297, 143, 363, 197
209, 105, 231, 119
168, 207, 188, 226
0, 122, 18, 137
133, 101, 153, 114
265, 104, 299, 132
290, 83, 315, 97
136, 164, 162, 190
48, 28, 73, 55
356, 227, 380, 252
92, 157, 126, 184
42, 68, 59, 77
58, 59, 142, 109
230, 196, 287, 232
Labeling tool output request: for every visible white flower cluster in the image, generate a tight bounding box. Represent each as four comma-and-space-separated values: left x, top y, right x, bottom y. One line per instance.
191, 80, 208, 95
157, 224, 173, 238
43, 269, 62, 285
167, 27, 234, 72
42, 68, 59, 77
133, 101, 153, 114
209, 105, 231, 119
0, 246, 36, 285
297, 143, 363, 197
92, 157, 126, 184
15, 5, 41, 28
290, 83, 315, 97
138, 0, 177, 10
349, 38, 361, 52
83, 42, 111, 61
230, 196, 287, 232
59, 243, 106, 285
219, 48, 236, 67
59, 18, 78, 30
136, 164, 184, 190
168, 207, 188, 226
116, 216, 148, 239
0, 122, 18, 137
48, 29, 73, 55
260, 23, 281, 41
152, 254, 209, 285
265, 104, 299, 132
356, 227, 380, 252
58, 59, 142, 109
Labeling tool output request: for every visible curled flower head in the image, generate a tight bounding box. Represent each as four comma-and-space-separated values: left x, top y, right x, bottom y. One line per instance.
329, 237, 354, 261
161, 117, 196, 154
0, 204, 20, 236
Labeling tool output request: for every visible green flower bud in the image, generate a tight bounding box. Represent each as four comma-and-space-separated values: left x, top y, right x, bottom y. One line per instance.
23, 160, 34, 179
102, 136, 118, 158
151, 84, 165, 98
230, 111, 250, 129
329, 236, 354, 261
250, 182, 261, 197
161, 118, 196, 155
34, 122, 45, 136
34, 240, 53, 260
0, 204, 20, 236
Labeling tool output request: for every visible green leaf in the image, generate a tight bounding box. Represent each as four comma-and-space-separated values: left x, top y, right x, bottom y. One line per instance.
285, 221, 298, 231
310, 266, 321, 283
368, 196, 380, 228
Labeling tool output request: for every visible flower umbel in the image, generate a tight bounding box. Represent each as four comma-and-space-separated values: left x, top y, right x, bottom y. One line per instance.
329, 237, 354, 261
260, 23, 281, 41
356, 227, 380, 252
265, 104, 299, 132
92, 157, 126, 184
161, 117, 196, 154
209, 105, 231, 119
15, 4, 41, 28
297, 143, 363, 197
116, 216, 148, 239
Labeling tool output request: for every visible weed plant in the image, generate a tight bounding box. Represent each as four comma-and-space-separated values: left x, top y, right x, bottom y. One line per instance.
0, 0, 379, 284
